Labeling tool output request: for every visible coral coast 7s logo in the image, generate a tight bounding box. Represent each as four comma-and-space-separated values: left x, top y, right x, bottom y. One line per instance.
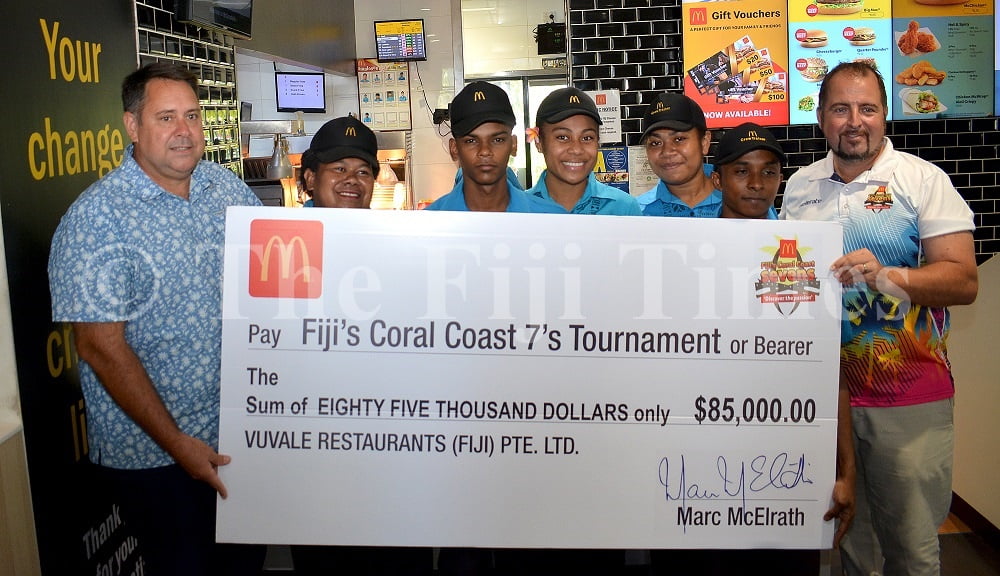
755, 238, 820, 316
249, 219, 323, 298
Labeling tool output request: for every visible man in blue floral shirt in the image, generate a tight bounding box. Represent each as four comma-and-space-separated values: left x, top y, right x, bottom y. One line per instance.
48, 63, 262, 575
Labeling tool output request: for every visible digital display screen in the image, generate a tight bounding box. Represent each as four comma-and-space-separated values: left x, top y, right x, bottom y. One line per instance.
374, 19, 427, 62
176, 0, 253, 39
275, 72, 326, 113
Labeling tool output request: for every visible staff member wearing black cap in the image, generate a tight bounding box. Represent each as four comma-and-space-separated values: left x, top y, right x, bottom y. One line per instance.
635, 92, 720, 217
711, 122, 786, 219
292, 117, 434, 576
527, 87, 641, 215
302, 115, 380, 209
425, 81, 564, 213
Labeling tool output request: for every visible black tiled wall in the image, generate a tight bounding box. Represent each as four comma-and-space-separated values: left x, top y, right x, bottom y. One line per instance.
569, 0, 1000, 263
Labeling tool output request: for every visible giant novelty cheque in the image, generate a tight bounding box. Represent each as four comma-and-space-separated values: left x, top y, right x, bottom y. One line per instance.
217, 207, 843, 549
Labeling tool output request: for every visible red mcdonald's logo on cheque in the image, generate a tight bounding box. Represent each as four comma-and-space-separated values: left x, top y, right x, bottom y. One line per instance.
690, 7, 707, 25
249, 219, 323, 298
595, 94, 607, 105
778, 238, 799, 259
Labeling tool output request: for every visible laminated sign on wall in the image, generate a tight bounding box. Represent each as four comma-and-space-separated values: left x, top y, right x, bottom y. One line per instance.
357, 59, 412, 131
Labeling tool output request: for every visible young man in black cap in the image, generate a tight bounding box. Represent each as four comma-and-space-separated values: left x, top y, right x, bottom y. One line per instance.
711, 122, 785, 219
635, 92, 719, 217
527, 87, 641, 215
302, 115, 380, 209
425, 81, 564, 213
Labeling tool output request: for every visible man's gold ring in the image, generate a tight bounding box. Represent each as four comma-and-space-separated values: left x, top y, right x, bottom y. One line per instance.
862, 262, 868, 273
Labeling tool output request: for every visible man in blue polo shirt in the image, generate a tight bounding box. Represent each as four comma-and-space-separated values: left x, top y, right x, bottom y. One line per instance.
426, 81, 564, 213
527, 87, 640, 215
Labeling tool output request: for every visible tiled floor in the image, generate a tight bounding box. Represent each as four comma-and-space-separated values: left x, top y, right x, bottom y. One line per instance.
940, 513, 972, 534
824, 514, 1000, 576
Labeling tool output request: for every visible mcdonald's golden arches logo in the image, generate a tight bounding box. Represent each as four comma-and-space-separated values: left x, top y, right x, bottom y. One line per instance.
473, 90, 487, 102
249, 219, 324, 298
689, 7, 707, 25
346, 126, 357, 137
569, 95, 581, 104
739, 130, 768, 144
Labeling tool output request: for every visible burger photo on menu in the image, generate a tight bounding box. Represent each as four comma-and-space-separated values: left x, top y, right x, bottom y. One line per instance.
798, 30, 828, 48
816, 0, 863, 15
797, 57, 828, 82
853, 57, 877, 70
849, 27, 876, 46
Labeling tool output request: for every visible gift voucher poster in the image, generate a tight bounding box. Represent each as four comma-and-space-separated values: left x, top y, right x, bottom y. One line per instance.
682, 0, 790, 128
787, 0, 893, 124
891, 0, 994, 119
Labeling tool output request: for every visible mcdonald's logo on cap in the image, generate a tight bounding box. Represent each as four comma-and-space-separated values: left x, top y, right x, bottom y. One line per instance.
249, 219, 324, 298
346, 126, 357, 137
569, 95, 581, 104
473, 91, 486, 102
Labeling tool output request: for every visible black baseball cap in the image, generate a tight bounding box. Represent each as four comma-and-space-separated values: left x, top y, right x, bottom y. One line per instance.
713, 122, 785, 166
308, 116, 380, 176
449, 81, 516, 137
535, 87, 603, 126
640, 92, 707, 141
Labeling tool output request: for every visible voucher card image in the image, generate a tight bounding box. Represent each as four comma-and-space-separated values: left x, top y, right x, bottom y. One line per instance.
694, 38, 786, 106
688, 50, 734, 96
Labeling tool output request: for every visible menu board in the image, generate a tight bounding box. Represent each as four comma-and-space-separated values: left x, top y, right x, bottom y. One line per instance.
786, 0, 893, 124
890, 0, 995, 119
357, 59, 413, 131
688, 0, 995, 124
682, 0, 791, 128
